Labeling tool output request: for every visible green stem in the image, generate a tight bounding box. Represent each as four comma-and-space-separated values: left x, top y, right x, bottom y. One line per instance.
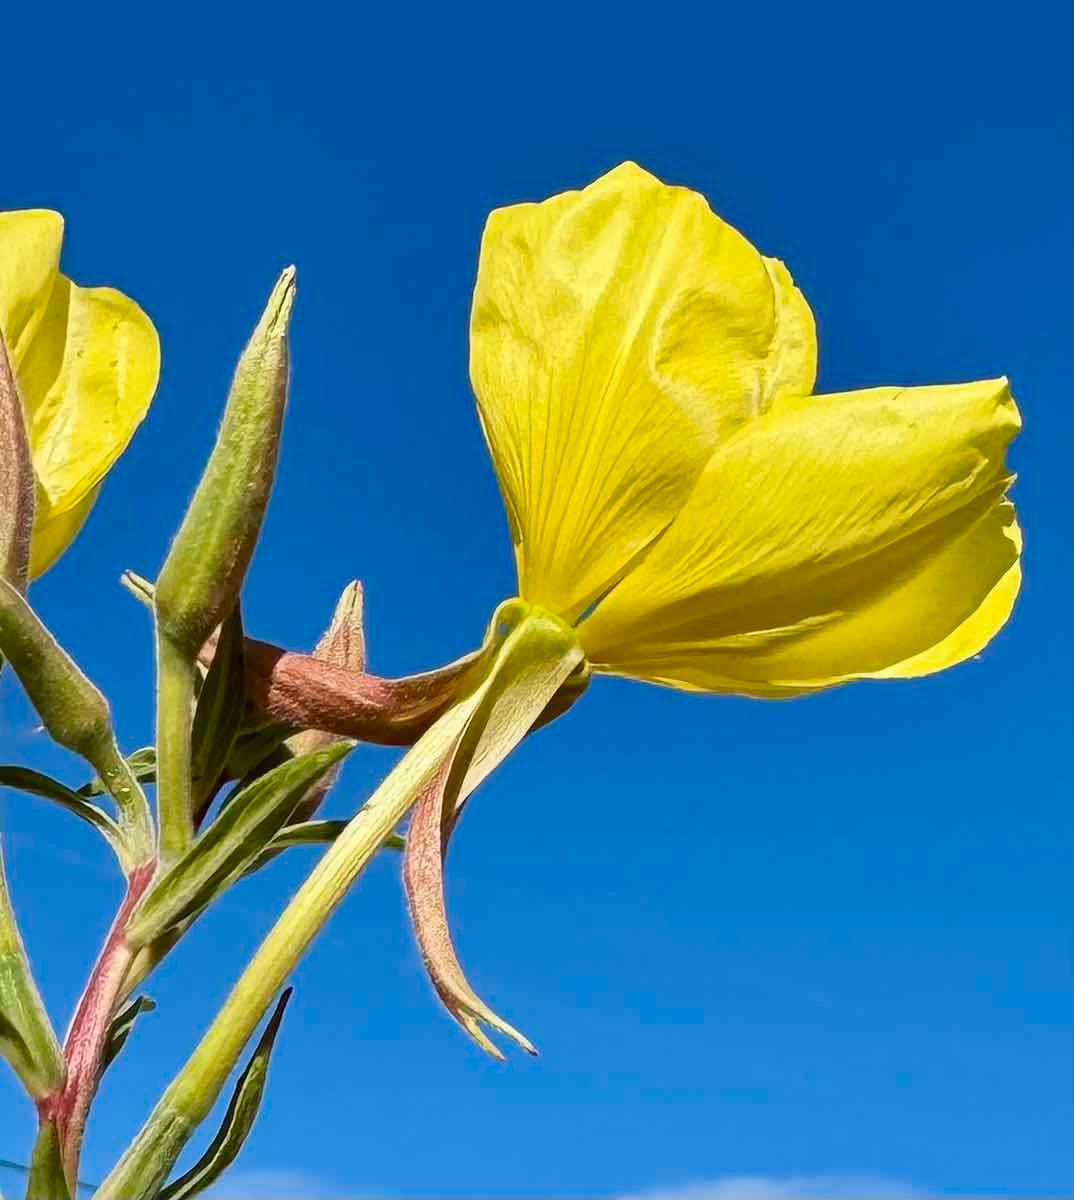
156, 634, 196, 865
84, 736, 155, 868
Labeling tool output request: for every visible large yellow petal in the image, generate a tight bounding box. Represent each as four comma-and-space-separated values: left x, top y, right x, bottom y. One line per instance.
0, 210, 64, 362
28, 486, 98, 579
17, 276, 159, 544
580, 379, 1020, 694
470, 162, 816, 621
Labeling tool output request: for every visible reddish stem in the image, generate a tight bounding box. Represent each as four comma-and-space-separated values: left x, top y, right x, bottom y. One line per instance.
44, 861, 155, 1185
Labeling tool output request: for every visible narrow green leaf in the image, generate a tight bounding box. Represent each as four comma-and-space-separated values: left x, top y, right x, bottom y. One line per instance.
128, 742, 354, 946
0, 766, 127, 865
158, 989, 292, 1200
225, 721, 293, 784
191, 604, 246, 816
266, 819, 404, 852
78, 746, 156, 797
100, 994, 157, 1079
25, 1119, 72, 1200
244, 819, 403, 877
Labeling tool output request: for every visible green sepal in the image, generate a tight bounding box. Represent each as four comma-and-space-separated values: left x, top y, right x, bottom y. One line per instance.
128, 741, 354, 946
79, 747, 156, 797
0, 766, 128, 869
25, 1119, 72, 1200
157, 989, 292, 1200
191, 604, 246, 817
100, 994, 157, 1079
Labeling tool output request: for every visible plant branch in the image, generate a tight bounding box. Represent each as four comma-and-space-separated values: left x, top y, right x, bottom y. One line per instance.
48, 861, 155, 1187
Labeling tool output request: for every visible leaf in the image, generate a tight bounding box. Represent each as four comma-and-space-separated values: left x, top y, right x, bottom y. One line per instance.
99, 994, 156, 1079
244, 819, 404, 877
127, 742, 355, 946
191, 604, 246, 818
0, 765, 126, 864
78, 746, 156, 797
268, 816, 403, 854
225, 721, 293, 786
157, 989, 293, 1200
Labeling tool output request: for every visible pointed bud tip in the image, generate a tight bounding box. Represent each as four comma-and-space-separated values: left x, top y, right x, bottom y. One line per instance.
265, 266, 297, 336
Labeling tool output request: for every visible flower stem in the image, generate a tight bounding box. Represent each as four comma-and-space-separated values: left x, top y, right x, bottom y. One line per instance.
156, 634, 196, 865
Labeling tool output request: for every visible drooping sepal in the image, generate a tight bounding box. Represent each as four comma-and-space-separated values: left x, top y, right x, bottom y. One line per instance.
402, 600, 585, 1058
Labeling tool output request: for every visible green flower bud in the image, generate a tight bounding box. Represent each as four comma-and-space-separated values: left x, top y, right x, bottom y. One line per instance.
156, 268, 295, 656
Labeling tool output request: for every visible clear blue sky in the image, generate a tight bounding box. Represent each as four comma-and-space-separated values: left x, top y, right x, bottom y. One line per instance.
1, 0, 1071, 1196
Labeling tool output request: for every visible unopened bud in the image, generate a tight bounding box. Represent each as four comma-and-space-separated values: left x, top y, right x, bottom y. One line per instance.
156, 268, 295, 656
0, 578, 113, 760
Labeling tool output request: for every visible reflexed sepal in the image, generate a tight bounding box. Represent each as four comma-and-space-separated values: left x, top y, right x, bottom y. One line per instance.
157, 989, 292, 1200
127, 742, 355, 946
403, 600, 585, 1058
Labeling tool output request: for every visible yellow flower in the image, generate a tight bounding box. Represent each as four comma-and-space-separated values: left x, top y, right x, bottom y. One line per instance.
217, 163, 1022, 1061
472, 161, 1021, 696
0, 209, 160, 578
398, 161, 1020, 1055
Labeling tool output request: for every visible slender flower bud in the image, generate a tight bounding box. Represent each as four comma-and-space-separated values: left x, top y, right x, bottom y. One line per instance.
156, 268, 295, 655
153, 268, 295, 863
285, 580, 368, 824
0, 842, 65, 1101
0, 331, 34, 593
0, 580, 155, 865
0, 578, 117, 762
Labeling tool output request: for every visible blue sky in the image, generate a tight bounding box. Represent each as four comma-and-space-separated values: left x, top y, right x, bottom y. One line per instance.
1, 0, 1071, 1196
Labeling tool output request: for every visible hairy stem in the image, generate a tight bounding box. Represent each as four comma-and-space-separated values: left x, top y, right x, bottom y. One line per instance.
155, 635, 196, 865
50, 862, 155, 1186
85, 736, 155, 869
